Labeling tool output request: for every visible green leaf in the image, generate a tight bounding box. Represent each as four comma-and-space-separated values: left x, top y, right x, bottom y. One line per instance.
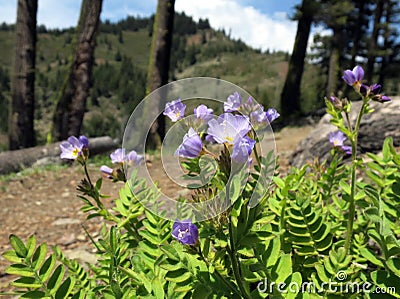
5, 264, 35, 277
283, 272, 302, 299
192, 285, 212, 299
160, 244, 180, 262
339, 180, 351, 195
165, 269, 192, 283
32, 243, 47, 271
25, 235, 37, 259
47, 265, 65, 294
11, 277, 42, 289
20, 291, 47, 298
271, 254, 292, 283
39, 255, 56, 282
9, 234, 28, 258
2, 250, 24, 263
364, 185, 380, 207
273, 176, 285, 189
151, 277, 165, 298
110, 280, 123, 299
55, 277, 75, 299
364, 207, 381, 223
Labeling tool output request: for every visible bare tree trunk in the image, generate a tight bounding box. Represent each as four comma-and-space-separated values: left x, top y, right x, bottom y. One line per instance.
52, 0, 102, 141
8, 0, 37, 150
350, 0, 366, 67
366, 0, 384, 83
146, 0, 175, 150
280, 0, 316, 119
326, 29, 340, 96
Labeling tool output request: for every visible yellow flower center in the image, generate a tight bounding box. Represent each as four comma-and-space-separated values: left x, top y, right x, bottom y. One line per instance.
225, 136, 233, 143
72, 148, 80, 158
175, 112, 181, 119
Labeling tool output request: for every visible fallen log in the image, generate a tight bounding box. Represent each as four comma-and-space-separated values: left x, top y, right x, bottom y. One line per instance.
0, 136, 118, 175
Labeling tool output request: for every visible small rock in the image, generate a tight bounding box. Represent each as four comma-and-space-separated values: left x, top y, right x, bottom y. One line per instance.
76, 234, 86, 242
52, 218, 81, 226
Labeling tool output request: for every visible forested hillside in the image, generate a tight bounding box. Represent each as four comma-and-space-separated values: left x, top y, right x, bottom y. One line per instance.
0, 13, 298, 149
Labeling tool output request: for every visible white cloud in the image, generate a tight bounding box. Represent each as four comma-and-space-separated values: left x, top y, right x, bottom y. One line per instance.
0, 2, 17, 24
37, 0, 80, 28
175, 0, 297, 52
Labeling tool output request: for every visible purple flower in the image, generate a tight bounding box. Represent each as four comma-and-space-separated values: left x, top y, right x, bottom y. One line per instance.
250, 105, 267, 124
163, 99, 186, 122
194, 104, 214, 121
369, 84, 381, 95
110, 148, 126, 164
207, 113, 251, 145
100, 165, 113, 179
329, 131, 347, 147
329, 131, 352, 154
126, 150, 143, 165
175, 128, 203, 158
205, 134, 216, 144
342, 65, 364, 86
231, 136, 256, 164
172, 219, 198, 245
60, 136, 85, 160
110, 148, 143, 165
341, 145, 352, 155
224, 92, 243, 112
79, 135, 89, 149
265, 108, 280, 123
374, 94, 391, 103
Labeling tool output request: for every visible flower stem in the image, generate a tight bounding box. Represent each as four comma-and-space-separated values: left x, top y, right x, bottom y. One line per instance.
228, 218, 251, 299
344, 102, 366, 254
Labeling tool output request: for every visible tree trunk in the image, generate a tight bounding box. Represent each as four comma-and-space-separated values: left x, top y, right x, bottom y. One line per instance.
280, 0, 315, 119
350, 0, 366, 67
326, 29, 340, 96
52, 0, 102, 141
366, 0, 384, 83
146, 0, 175, 150
0, 136, 117, 175
8, 0, 37, 150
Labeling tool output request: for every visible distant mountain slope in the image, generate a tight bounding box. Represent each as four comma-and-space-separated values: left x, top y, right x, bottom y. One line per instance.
0, 13, 322, 148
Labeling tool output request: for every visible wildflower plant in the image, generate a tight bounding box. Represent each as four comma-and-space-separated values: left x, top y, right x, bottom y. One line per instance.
2, 75, 400, 298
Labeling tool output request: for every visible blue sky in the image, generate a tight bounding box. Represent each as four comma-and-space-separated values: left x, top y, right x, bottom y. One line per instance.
0, 0, 302, 52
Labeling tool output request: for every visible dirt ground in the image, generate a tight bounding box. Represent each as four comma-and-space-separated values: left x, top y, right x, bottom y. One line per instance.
0, 125, 312, 294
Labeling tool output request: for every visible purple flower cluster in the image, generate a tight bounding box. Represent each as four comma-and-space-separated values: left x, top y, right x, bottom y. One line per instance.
224, 92, 280, 128
100, 148, 143, 180
165, 93, 279, 165
329, 131, 351, 155
342, 65, 391, 103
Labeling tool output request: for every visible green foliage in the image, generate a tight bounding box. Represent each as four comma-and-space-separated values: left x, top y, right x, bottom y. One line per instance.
3, 136, 400, 298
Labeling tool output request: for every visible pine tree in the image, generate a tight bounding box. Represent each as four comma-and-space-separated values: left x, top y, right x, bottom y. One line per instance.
9, 0, 38, 149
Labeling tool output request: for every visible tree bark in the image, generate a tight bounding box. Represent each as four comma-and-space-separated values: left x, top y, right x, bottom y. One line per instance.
52, 0, 103, 141
0, 136, 117, 175
8, 0, 37, 150
280, 0, 316, 119
366, 0, 384, 83
146, 0, 175, 150
326, 28, 340, 95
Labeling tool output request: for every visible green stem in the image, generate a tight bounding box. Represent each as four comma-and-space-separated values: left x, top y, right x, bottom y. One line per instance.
251, 129, 262, 169
228, 218, 251, 299
344, 102, 366, 254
